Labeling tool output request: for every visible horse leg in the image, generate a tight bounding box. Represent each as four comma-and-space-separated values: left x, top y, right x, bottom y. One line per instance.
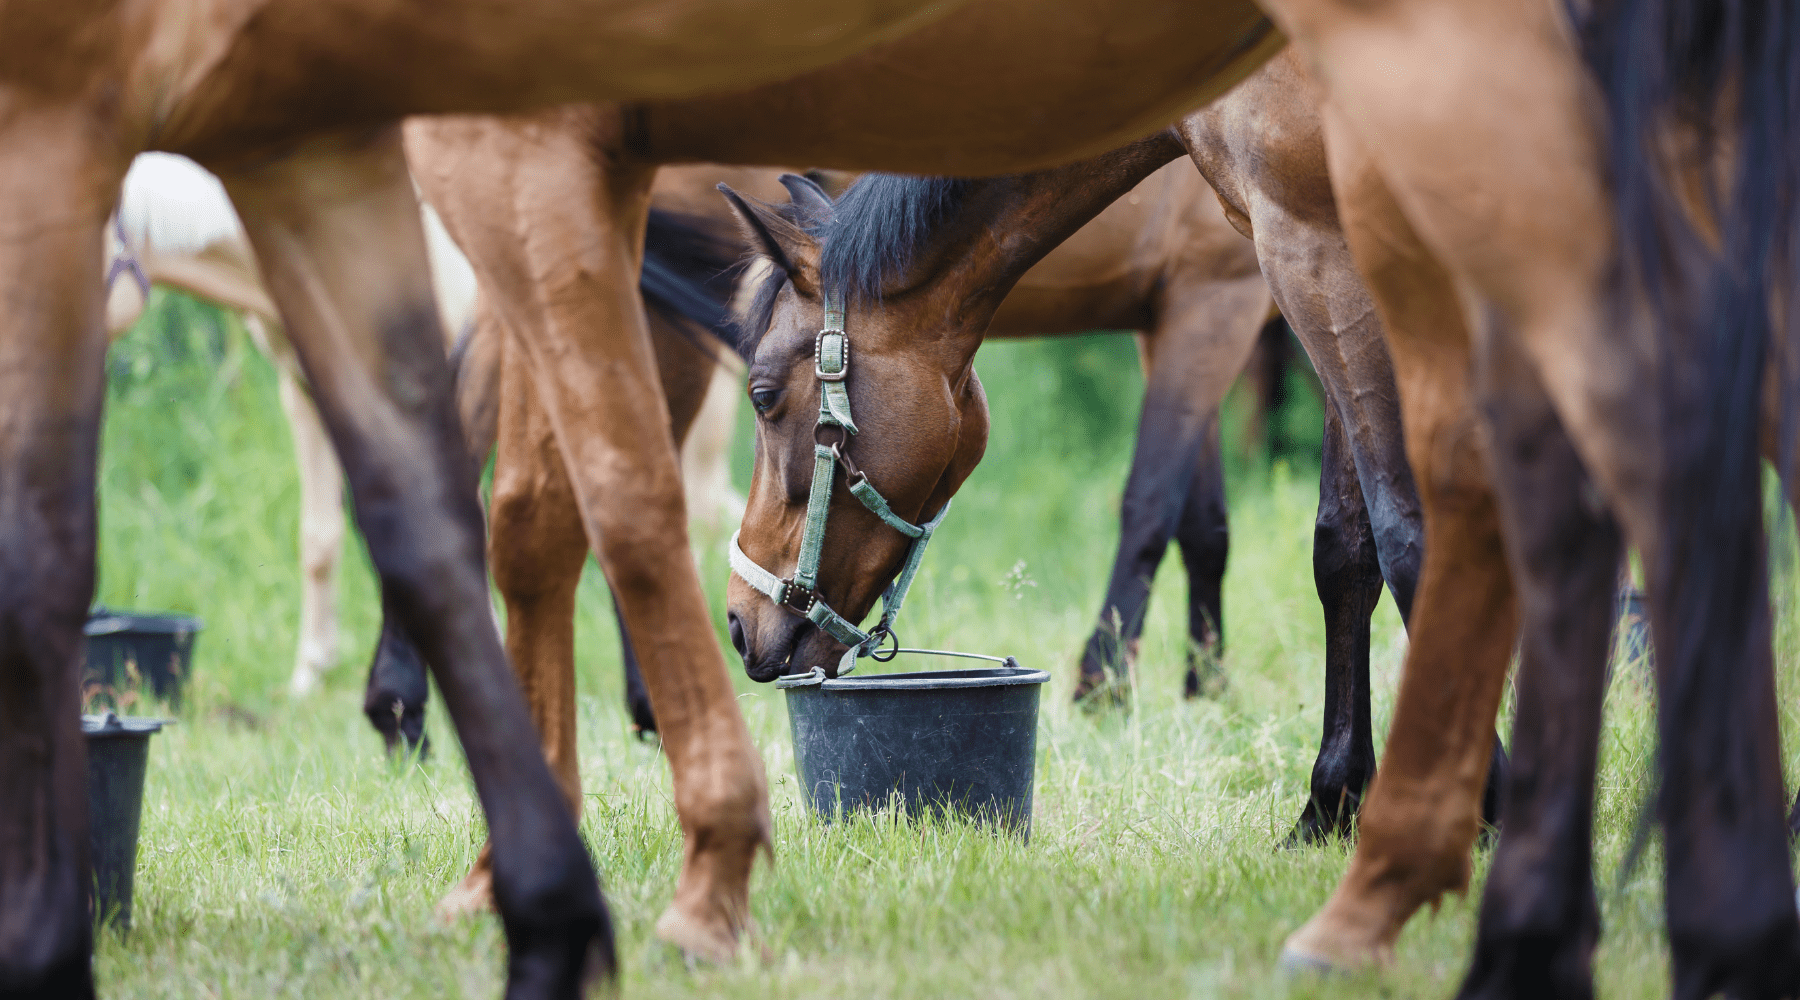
1237, 169, 1509, 843
220, 127, 611, 990
361, 285, 502, 753
454, 293, 504, 468
408, 110, 768, 961
1072, 352, 1204, 702
1073, 276, 1268, 702
250, 317, 348, 699
1286, 400, 1381, 844
1172, 415, 1228, 699
1278, 117, 1517, 971
362, 602, 430, 756
0, 107, 114, 998
616, 599, 657, 736
1455, 287, 1618, 1000
439, 328, 591, 917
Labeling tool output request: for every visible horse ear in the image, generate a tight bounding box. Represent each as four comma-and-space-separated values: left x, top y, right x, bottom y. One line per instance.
717, 184, 818, 293
777, 173, 834, 227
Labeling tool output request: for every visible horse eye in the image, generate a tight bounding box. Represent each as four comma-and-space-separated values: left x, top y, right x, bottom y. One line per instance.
750, 388, 781, 414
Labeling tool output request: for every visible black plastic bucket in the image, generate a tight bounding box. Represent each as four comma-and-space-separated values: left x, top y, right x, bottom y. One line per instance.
779, 653, 1049, 838
84, 608, 202, 708
83, 712, 166, 929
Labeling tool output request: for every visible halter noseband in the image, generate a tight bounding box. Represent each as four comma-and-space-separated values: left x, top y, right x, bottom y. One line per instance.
729, 288, 950, 679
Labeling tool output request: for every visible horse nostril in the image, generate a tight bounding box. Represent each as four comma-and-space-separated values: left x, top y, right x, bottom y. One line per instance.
727, 612, 749, 662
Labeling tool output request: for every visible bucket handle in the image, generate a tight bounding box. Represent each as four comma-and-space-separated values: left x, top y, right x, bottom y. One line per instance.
774, 649, 1021, 688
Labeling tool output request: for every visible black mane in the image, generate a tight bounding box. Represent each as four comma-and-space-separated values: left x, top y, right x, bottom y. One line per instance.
819, 174, 973, 303
734, 174, 973, 358
641, 206, 751, 360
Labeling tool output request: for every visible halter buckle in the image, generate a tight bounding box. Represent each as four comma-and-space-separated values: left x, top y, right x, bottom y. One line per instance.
815, 329, 849, 382
775, 578, 819, 616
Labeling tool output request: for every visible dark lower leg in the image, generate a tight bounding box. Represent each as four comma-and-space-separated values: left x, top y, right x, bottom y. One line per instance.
363, 599, 431, 757
1175, 418, 1229, 699
1075, 380, 1209, 701
616, 597, 657, 736
1290, 403, 1380, 844
0, 403, 102, 1000
1656, 408, 1799, 1000
224, 129, 609, 989
363, 300, 503, 757
1458, 339, 1617, 1000
0, 121, 110, 995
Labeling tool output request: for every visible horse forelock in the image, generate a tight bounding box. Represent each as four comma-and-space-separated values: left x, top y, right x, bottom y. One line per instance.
117, 152, 242, 257
818, 174, 972, 304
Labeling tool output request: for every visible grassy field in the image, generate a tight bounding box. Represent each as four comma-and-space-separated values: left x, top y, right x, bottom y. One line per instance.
85, 291, 1791, 998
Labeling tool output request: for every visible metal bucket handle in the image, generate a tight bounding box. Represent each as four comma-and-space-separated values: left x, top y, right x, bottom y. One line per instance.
776, 648, 1022, 688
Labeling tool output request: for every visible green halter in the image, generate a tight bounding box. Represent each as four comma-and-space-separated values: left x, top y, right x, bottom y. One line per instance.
729, 288, 951, 679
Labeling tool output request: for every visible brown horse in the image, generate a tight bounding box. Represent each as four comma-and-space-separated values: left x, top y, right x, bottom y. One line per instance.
2, 0, 1283, 993
723, 49, 1503, 845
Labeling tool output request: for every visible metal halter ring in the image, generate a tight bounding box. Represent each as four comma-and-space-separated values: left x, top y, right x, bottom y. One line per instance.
868, 627, 901, 662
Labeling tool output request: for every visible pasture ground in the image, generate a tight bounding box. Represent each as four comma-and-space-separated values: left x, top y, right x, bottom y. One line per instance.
89, 293, 1790, 998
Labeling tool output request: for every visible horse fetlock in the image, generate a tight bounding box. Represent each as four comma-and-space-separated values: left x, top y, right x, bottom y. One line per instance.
658, 772, 771, 962
0, 942, 95, 1000
1668, 903, 1800, 1000
1284, 828, 1471, 968
659, 829, 765, 964
498, 867, 616, 998
1456, 929, 1596, 1000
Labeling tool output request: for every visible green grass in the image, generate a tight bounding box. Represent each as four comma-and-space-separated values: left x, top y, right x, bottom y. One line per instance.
87, 295, 1786, 997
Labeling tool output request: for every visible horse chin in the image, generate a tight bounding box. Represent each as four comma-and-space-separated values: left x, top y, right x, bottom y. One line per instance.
791, 628, 851, 679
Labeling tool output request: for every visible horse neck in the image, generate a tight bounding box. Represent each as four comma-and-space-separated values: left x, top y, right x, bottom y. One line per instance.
892, 130, 1186, 362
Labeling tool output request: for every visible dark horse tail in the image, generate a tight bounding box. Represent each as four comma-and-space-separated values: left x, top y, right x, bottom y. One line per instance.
640, 205, 750, 360
1583, 1, 1800, 994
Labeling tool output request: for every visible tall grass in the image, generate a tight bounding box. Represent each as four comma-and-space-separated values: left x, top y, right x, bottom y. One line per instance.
86, 295, 1787, 997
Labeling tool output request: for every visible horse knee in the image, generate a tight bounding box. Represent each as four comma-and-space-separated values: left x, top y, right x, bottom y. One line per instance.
487, 474, 584, 602
299, 516, 343, 582
1312, 509, 1379, 600
592, 490, 688, 600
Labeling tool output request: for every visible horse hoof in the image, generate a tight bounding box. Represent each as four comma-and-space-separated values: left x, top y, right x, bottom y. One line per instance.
436, 869, 495, 922
654, 905, 743, 965
1278, 945, 1346, 977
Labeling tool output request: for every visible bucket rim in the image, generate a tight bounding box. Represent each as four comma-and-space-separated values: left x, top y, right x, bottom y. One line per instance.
84, 608, 204, 636
784, 665, 1050, 692
81, 712, 171, 737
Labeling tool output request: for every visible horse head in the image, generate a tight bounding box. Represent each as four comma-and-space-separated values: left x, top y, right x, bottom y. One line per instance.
721, 173, 990, 681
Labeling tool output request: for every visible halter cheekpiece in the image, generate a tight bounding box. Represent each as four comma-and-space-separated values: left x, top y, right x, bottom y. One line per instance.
729, 288, 950, 680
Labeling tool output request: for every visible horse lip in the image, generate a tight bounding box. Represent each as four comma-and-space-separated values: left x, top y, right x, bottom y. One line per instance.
742, 615, 809, 683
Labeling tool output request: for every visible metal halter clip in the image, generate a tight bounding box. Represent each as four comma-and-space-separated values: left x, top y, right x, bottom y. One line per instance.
815, 328, 849, 382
